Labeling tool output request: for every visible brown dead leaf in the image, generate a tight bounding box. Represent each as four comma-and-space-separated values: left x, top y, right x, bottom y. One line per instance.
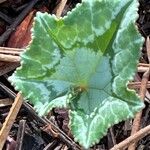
7, 10, 35, 48
7, 7, 49, 48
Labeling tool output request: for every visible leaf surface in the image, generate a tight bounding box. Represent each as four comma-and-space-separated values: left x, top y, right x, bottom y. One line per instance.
9, 0, 144, 148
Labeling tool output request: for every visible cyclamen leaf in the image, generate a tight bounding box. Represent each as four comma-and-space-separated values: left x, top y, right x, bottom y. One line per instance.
9, 0, 144, 148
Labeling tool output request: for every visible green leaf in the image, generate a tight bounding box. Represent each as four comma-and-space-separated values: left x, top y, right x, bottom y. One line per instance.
9, 0, 144, 148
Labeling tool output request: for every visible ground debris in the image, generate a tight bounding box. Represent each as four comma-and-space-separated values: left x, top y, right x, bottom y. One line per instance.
0, 0, 150, 150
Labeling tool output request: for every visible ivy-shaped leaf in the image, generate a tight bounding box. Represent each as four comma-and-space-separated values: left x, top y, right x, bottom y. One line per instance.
9, 0, 144, 148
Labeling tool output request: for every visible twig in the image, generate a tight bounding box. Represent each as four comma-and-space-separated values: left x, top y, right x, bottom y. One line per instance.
107, 128, 116, 149
0, 93, 23, 150
138, 63, 150, 67
56, 0, 68, 18
0, 11, 14, 24
0, 47, 22, 60
0, 47, 23, 62
138, 66, 149, 72
111, 124, 150, 150
43, 141, 59, 150
128, 81, 150, 89
0, 47, 24, 52
0, 50, 21, 55
0, 47, 23, 58
0, 54, 20, 62
15, 120, 26, 150
128, 37, 150, 150
16, 3, 29, 12
110, 128, 116, 146
44, 117, 81, 150
128, 69, 150, 150
146, 36, 150, 62
25, 107, 80, 149
0, 83, 81, 150
0, 0, 39, 45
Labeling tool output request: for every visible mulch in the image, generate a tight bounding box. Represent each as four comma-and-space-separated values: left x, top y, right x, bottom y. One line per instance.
0, 0, 150, 149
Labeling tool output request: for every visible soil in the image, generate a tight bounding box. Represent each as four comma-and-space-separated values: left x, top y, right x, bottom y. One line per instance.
0, 0, 150, 150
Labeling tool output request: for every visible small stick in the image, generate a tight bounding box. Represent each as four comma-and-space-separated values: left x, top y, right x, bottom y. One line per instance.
0, 47, 23, 58
0, 11, 14, 24
0, 83, 81, 150
128, 37, 150, 150
0, 47, 24, 52
15, 120, 26, 150
128, 69, 150, 150
111, 124, 150, 150
16, 3, 29, 12
56, 0, 68, 18
146, 36, 150, 62
138, 66, 149, 72
138, 63, 150, 67
43, 141, 59, 150
0, 50, 21, 55
128, 81, 150, 89
0, 54, 20, 62
44, 117, 81, 150
110, 128, 116, 146
107, 128, 116, 149
0, 93, 23, 150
